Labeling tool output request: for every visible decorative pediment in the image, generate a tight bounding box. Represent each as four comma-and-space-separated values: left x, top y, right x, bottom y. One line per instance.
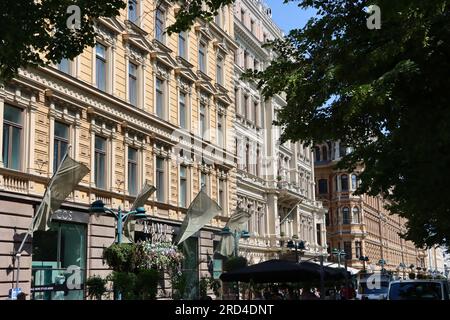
125, 44, 148, 65
194, 23, 214, 42
151, 43, 178, 70
155, 63, 171, 80
98, 17, 126, 35
177, 76, 193, 94
213, 40, 230, 55
122, 22, 153, 54
174, 59, 197, 83
214, 84, 232, 106
195, 80, 216, 97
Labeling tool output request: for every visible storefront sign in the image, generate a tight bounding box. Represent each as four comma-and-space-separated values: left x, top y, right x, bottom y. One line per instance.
51, 209, 90, 224
142, 221, 174, 242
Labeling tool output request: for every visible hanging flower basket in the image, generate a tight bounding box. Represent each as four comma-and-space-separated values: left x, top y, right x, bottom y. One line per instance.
137, 241, 184, 272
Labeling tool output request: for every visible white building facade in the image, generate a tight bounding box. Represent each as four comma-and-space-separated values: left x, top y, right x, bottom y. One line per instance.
232, 0, 327, 264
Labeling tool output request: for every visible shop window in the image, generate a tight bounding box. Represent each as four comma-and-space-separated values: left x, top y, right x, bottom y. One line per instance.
31, 221, 87, 300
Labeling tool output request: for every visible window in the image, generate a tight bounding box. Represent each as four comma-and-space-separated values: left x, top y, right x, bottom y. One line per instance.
128, 147, 138, 195
318, 179, 328, 194
316, 224, 322, 246
322, 146, 328, 161
3, 104, 23, 170
344, 241, 352, 260
342, 207, 351, 225
250, 19, 255, 33
128, 62, 138, 107
256, 148, 261, 177
178, 32, 187, 58
352, 207, 360, 224
179, 92, 187, 129
325, 211, 330, 226
156, 157, 165, 202
155, 78, 164, 118
355, 241, 362, 259
245, 144, 250, 172
199, 103, 206, 139
351, 174, 358, 190
218, 178, 225, 210
240, 10, 245, 22
217, 113, 224, 147
314, 147, 321, 162
179, 165, 187, 207
94, 136, 107, 189
341, 174, 349, 191
244, 95, 249, 119
254, 59, 259, 71
155, 8, 165, 42
95, 43, 107, 91
339, 143, 347, 157
215, 11, 221, 27
53, 121, 70, 172
128, 0, 138, 24
200, 172, 208, 192
57, 58, 70, 74
243, 50, 248, 69
216, 56, 223, 85
199, 42, 206, 72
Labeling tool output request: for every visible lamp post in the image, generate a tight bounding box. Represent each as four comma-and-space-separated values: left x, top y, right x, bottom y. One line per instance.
359, 256, 369, 272
332, 248, 347, 269
287, 240, 305, 263
219, 226, 250, 300
378, 259, 387, 274
89, 200, 147, 300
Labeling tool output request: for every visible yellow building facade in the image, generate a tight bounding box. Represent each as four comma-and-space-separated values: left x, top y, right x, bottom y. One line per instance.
0, 1, 237, 299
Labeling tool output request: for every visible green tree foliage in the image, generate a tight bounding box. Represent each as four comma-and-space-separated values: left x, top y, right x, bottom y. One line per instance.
85, 275, 107, 300
171, 0, 450, 248
0, 0, 125, 82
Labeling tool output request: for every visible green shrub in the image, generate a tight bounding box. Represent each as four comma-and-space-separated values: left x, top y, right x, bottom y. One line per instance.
172, 273, 188, 300
108, 271, 137, 300
103, 243, 139, 272
85, 275, 107, 300
135, 269, 159, 300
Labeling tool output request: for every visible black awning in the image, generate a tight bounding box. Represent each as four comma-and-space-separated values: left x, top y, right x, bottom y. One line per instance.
220, 259, 350, 283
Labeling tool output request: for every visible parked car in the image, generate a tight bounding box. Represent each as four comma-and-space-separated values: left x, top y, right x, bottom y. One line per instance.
387, 280, 450, 300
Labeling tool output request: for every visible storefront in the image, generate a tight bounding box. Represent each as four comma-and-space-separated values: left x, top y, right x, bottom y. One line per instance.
30, 209, 89, 300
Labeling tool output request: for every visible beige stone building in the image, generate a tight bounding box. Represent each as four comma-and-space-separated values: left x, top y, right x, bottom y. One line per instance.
0, 1, 238, 299
314, 141, 426, 273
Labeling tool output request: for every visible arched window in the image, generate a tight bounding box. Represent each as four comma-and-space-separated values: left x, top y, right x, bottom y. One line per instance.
351, 174, 358, 190
314, 147, 321, 162
341, 175, 349, 191
352, 207, 360, 224
322, 146, 328, 161
342, 207, 350, 224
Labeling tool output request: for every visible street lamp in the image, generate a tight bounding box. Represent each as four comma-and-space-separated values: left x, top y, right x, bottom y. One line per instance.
90, 200, 147, 243
378, 259, 387, 273
287, 240, 305, 262
332, 248, 347, 269
359, 256, 369, 272
219, 226, 250, 300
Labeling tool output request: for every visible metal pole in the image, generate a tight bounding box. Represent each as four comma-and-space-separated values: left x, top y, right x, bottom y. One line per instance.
234, 230, 239, 300
320, 255, 325, 300
117, 207, 122, 244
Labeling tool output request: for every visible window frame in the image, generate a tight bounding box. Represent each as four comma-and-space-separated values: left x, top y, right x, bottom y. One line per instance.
128, 0, 139, 25
155, 156, 165, 202
155, 77, 165, 119
216, 55, 224, 85
53, 121, 70, 172
2, 103, 24, 170
128, 61, 139, 107
94, 135, 108, 189
155, 7, 166, 43
127, 146, 139, 196
198, 41, 207, 73
179, 165, 188, 208
95, 43, 108, 92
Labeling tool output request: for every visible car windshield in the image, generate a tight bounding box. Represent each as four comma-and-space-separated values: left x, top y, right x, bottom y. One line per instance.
358, 281, 389, 294
389, 282, 442, 300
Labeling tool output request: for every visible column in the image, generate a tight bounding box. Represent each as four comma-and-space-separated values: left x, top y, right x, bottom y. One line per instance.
27, 97, 37, 174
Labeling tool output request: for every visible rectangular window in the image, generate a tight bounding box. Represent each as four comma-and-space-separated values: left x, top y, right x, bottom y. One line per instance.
199, 42, 206, 72
344, 241, 352, 260
155, 78, 164, 118
2, 104, 23, 170
200, 172, 207, 193
244, 51, 248, 69
179, 92, 187, 129
217, 113, 224, 147
53, 121, 70, 172
355, 241, 362, 259
178, 32, 187, 58
216, 56, 223, 85
95, 43, 107, 91
129, 62, 138, 107
128, 0, 138, 24
128, 147, 138, 195
199, 103, 206, 139
58, 58, 70, 74
244, 95, 249, 119
218, 179, 225, 210
94, 136, 107, 189
316, 224, 322, 246
156, 157, 165, 202
155, 8, 165, 42
318, 179, 328, 194
250, 19, 255, 33
179, 165, 187, 208
240, 10, 245, 22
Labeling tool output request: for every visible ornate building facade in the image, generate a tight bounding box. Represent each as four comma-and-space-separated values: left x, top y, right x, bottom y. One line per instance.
0, 1, 238, 299
233, 0, 327, 264
314, 141, 426, 272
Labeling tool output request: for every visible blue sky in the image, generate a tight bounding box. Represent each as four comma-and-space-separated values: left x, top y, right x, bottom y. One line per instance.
265, 0, 317, 34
